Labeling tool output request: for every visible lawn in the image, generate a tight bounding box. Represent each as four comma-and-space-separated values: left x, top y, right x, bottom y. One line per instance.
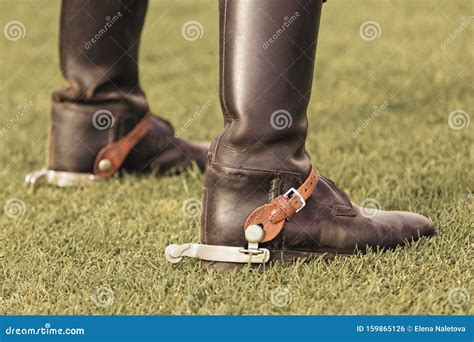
0, 0, 472, 315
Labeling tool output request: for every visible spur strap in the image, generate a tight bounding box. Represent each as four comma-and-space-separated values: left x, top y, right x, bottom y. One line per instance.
93, 112, 151, 178
244, 167, 319, 243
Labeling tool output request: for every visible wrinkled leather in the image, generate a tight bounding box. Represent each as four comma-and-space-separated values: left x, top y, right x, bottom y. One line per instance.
201, 0, 434, 254
47, 0, 207, 175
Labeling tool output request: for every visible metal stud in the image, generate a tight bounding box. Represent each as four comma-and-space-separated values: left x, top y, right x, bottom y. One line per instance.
98, 159, 112, 172
245, 224, 265, 243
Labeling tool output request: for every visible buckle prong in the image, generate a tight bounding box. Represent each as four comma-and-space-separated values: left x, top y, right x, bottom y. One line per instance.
284, 187, 306, 212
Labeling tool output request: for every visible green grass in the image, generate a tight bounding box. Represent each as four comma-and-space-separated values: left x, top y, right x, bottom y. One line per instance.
0, 0, 472, 315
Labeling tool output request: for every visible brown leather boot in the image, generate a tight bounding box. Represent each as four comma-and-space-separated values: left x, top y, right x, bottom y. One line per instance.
165, 0, 434, 267
26, 0, 208, 189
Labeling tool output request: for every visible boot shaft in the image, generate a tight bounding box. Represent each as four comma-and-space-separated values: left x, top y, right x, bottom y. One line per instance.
56, 0, 149, 105
48, 0, 150, 172
213, 0, 323, 175
202, 0, 324, 246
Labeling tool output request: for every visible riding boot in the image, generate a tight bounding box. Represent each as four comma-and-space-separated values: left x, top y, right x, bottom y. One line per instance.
26, 0, 208, 189
166, 0, 434, 267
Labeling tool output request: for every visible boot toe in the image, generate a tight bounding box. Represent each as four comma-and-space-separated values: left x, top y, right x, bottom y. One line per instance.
401, 211, 435, 239
369, 209, 435, 247
124, 115, 209, 174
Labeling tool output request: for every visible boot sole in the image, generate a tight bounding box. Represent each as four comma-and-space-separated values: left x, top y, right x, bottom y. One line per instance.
201, 249, 354, 271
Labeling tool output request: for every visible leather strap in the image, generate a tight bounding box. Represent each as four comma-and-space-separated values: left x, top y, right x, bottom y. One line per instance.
244, 167, 319, 243
93, 112, 151, 178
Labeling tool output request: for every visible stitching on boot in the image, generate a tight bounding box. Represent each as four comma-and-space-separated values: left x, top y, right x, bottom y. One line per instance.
210, 132, 225, 164
212, 162, 302, 178
219, 137, 307, 152
269, 176, 283, 202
